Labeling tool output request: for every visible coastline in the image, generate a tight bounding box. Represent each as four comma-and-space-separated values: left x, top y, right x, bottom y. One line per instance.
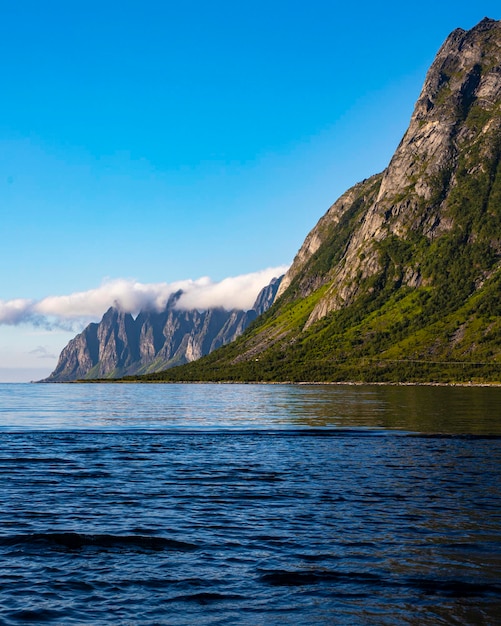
59, 379, 501, 387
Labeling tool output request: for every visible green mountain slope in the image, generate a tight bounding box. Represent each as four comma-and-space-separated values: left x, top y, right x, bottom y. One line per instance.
128, 18, 501, 384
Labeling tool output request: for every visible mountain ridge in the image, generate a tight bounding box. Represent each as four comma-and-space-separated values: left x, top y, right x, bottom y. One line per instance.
134, 18, 501, 384
43, 277, 283, 381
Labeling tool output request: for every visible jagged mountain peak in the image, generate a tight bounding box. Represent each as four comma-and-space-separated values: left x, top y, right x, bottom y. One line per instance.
298, 17, 501, 325
43, 276, 283, 381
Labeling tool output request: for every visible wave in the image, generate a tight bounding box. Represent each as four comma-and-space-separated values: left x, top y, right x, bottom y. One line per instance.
0, 532, 198, 552
0, 427, 400, 437
7, 608, 68, 623
259, 568, 382, 586
163, 592, 245, 604
258, 568, 501, 597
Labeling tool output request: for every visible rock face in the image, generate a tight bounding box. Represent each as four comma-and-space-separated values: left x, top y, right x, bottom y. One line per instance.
44, 278, 282, 381
45, 19, 501, 384
280, 17, 501, 326
252, 276, 283, 315
153, 18, 501, 383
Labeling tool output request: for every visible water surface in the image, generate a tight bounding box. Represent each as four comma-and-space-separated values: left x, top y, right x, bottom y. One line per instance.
0, 383, 499, 624
1, 382, 500, 433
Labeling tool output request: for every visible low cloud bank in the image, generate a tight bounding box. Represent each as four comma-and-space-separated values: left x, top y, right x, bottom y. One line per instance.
0, 266, 288, 330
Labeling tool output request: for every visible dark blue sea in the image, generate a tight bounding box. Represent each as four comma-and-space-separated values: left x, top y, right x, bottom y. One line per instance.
0, 382, 500, 625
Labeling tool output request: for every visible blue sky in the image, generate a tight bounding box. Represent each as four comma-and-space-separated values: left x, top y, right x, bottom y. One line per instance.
1, 1, 499, 381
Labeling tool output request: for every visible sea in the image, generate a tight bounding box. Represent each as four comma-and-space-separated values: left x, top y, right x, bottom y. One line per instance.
0, 382, 500, 625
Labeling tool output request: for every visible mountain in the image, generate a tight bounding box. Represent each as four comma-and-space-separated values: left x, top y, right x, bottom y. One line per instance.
43, 277, 283, 381
140, 18, 501, 384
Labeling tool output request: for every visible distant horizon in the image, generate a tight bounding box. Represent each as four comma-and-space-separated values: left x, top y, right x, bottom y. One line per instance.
1, 4, 500, 381
0, 368, 51, 384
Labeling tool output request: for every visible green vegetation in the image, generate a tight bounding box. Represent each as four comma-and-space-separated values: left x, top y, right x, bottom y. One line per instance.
121, 265, 500, 384
121, 146, 500, 384
285, 176, 382, 299
118, 32, 501, 386
124, 151, 500, 385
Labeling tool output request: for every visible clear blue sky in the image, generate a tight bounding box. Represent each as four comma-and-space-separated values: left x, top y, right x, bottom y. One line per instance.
1, 1, 499, 381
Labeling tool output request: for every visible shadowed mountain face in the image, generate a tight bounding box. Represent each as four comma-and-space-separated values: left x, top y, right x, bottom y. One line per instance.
147, 18, 501, 384
43, 277, 282, 381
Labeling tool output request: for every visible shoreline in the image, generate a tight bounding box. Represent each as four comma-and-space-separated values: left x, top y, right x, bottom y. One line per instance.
51, 379, 501, 388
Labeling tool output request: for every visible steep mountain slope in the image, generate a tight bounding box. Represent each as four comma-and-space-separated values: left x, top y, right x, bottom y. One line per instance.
43, 277, 282, 381
142, 18, 501, 384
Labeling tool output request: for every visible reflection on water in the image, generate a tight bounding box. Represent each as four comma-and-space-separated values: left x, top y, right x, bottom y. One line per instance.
0, 383, 500, 624
0, 382, 499, 433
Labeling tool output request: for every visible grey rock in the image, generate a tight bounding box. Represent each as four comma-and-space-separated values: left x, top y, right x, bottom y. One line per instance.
276, 17, 501, 327
43, 276, 283, 381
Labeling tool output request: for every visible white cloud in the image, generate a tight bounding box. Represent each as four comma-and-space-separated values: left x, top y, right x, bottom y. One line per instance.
0, 266, 288, 329
0, 298, 36, 325
175, 267, 288, 311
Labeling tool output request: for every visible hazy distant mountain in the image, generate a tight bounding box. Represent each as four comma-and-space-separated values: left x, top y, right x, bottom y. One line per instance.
146, 18, 501, 384
43, 277, 282, 381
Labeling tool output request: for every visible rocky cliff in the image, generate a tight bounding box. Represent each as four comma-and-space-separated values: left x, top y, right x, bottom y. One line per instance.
146, 18, 501, 384
279, 17, 501, 323
43, 277, 282, 381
